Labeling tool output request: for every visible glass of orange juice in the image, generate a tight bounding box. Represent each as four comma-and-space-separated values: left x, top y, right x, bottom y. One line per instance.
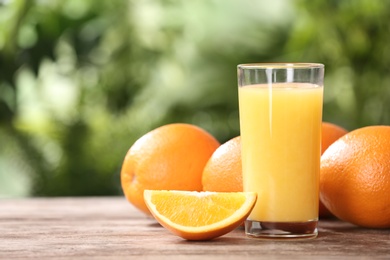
237, 63, 324, 239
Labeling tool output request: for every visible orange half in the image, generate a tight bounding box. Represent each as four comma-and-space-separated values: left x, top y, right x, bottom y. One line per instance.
144, 190, 257, 240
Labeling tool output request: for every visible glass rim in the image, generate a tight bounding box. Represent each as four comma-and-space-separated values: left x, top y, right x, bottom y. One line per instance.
237, 63, 324, 69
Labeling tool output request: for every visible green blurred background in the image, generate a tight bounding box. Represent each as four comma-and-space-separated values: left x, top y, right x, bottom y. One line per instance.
1, 0, 389, 198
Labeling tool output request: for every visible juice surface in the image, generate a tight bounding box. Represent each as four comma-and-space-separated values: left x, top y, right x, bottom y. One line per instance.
238, 83, 323, 222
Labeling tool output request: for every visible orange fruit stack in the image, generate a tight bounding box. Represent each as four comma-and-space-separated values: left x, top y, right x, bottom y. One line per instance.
121, 121, 390, 235
320, 125, 390, 228
144, 190, 257, 240
121, 123, 220, 215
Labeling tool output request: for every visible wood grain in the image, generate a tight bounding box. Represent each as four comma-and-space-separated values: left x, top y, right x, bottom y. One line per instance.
0, 197, 389, 259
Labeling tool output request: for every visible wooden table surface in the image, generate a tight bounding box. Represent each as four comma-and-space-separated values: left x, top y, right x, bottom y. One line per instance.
0, 197, 389, 259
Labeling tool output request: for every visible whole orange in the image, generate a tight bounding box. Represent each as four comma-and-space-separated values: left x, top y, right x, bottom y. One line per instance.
319, 122, 348, 218
321, 122, 348, 154
320, 125, 390, 228
202, 136, 242, 192
121, 123, 220, 215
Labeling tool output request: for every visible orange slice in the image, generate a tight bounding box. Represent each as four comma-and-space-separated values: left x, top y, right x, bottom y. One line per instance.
143, 190, 257, 240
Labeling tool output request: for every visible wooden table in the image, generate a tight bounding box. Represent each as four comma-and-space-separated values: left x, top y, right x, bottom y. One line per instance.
0, 197, 389, 259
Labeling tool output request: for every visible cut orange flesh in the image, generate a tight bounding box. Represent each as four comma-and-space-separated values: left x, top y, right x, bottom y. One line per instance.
144, 190, 257, 240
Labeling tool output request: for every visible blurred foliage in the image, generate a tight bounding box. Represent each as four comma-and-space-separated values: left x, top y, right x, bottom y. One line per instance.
0, 0, 389, 197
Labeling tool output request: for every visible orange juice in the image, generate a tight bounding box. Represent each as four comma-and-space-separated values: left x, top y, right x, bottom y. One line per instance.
238, 83, 323, 222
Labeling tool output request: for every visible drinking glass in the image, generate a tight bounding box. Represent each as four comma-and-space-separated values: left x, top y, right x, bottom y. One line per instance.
237, 63, 324, 239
